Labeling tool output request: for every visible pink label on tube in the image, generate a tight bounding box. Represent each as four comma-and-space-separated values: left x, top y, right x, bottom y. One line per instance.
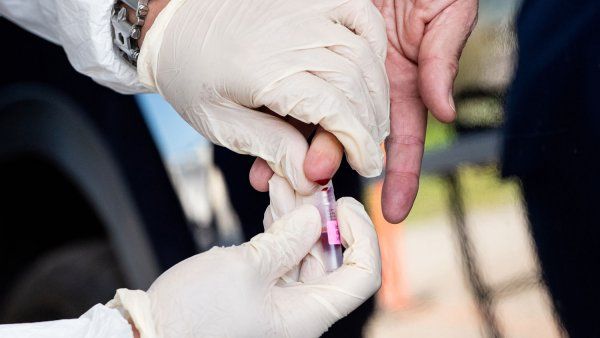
326, 220, 341, 245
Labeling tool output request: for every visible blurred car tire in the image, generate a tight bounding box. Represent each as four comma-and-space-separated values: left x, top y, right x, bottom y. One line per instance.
0, 240, 125, 323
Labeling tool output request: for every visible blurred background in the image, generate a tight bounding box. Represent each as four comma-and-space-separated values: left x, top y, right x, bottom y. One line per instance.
0, 0, 564, 337
363, 0, 562, 337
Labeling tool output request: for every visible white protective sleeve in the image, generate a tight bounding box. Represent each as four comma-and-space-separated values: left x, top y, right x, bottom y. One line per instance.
0, 0, 148, 94
0, 304, 134, 338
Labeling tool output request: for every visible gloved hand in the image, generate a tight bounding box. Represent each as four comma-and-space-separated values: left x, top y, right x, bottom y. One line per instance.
264, 174, 343, 282
109, 193, 381, 338
137, 0, 390, 194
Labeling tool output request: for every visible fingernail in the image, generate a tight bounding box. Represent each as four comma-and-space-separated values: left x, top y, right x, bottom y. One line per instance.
449, 93, 456, 113
315, 178, 331, 186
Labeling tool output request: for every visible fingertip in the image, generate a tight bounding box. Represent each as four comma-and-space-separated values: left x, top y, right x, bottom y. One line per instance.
381, 205, 407, 225
418, 59, 458, 124
304, 129, 343, 185
304, 151, 337, 185
381, 173, 419, 224
435, 89, 458, 123
431, 98, 457, 124
249, 158, 273, 192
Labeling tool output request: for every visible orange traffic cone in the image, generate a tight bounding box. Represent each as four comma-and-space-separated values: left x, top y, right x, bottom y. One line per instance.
366, 181, 411, 310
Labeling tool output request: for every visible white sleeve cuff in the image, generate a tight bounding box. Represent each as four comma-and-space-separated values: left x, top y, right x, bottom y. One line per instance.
0, 304, 134, 338
0, 0, 151, 94
56, 0, 151, 94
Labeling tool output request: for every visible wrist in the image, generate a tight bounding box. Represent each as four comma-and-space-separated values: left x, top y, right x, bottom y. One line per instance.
129, 320, 141, 338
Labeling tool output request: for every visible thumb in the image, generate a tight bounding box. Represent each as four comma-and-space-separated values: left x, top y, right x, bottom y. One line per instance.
247, 205, 321, 281
418, 1, 478, 123
194, 102, 318, 194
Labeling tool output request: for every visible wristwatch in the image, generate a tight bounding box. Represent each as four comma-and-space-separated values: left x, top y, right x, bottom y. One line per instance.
111, 0, 150, 66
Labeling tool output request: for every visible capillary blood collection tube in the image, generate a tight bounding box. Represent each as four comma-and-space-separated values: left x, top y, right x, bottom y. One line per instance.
314, 181, 343, 272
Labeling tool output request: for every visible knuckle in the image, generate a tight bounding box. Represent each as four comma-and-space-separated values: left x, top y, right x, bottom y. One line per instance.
420, 55, 459, 75
385, 134, 425, 147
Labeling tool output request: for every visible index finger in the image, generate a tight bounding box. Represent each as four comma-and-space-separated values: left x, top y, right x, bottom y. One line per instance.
381, 54, 427, 224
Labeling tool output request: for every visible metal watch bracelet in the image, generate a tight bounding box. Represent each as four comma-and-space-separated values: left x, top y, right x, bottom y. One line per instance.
111, 0, 150, 66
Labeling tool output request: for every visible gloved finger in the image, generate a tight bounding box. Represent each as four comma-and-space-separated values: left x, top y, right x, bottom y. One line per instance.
298, 244, 329, 283
267, 175, 299, 223
250, 158, 273, 192
304, 127, 344, 185
248, 112, 315, 192
252, 128, 344, 190
307, 48, 378, 140
256, 71, 383, 177
248, 204, 321, 281
325, 22, 390, 139
202, 102, 317, 194
275, 198, 380, 332
418, 0, 478, 122
257, 48, 377, 141
265, 175, 305, 282
382, 57, 427, 223
327, 0, 388, 59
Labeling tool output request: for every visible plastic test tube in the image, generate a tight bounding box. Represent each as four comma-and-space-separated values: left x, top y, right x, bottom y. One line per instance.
314, 181, 343, 272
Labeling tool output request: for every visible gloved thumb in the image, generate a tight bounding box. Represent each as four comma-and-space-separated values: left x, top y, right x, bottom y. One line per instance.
171, 100, 319, 194
273, 198, 381, 336
248, 204, 321, 280
226, 109, 319, 194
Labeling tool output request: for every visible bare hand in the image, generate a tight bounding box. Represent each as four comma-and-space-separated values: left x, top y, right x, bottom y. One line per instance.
250, 0, 478, 225
374, 0, 478, 223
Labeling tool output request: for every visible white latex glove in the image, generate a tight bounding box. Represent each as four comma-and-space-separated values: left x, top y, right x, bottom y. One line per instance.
264, 174, 337, 283
108, 200, 381, 338
138, 0, 390, 193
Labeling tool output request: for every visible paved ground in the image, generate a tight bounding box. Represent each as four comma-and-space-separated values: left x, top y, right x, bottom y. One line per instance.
365, 203, 563, 338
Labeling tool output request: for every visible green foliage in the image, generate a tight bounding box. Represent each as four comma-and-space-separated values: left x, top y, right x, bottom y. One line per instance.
424, 116, 456, 151
405, 166, 521, 225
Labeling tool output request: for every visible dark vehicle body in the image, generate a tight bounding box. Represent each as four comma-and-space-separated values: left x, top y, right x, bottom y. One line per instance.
0, 19, 196, 322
